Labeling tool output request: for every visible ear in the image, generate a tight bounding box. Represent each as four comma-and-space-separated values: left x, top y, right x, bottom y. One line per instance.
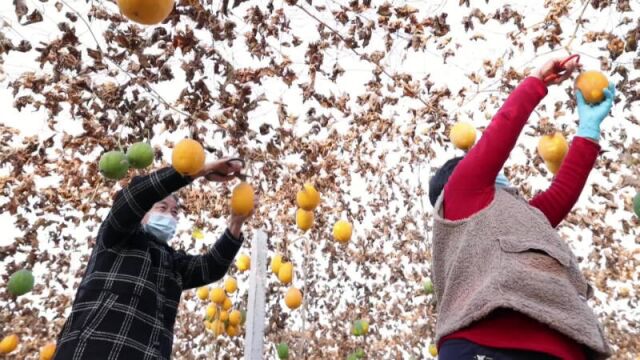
141, 212, 150, 225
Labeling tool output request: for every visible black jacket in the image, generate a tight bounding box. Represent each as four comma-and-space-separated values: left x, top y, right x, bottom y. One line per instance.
53, 167, 243, 360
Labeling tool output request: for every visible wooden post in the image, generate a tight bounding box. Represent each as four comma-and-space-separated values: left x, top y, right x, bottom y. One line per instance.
299, 235, 310, 359
244, 230, 267, 360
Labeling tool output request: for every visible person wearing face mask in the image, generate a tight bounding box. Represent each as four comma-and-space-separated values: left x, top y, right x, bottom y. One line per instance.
428, 58, 615, 360
53, 158, 253, 360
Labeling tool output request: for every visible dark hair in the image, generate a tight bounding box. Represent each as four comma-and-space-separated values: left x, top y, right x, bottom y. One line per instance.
170, 193, 183, 211
428, 156, 464, 207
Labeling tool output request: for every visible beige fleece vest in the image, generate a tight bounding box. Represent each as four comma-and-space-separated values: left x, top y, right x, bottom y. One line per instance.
431, 187, 612, 359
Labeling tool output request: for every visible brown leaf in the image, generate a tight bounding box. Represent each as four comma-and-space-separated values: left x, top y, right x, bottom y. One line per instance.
22, 9, 43, 25
14, 0, 28, 20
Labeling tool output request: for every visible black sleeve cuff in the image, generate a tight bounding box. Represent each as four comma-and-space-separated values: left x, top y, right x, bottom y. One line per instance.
225, 228, 244, 245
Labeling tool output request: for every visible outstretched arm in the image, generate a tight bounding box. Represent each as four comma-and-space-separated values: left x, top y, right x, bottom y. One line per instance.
98, 167, 194, 248
175, 196, 256, 290
98, 158, 244, 248
443, 57, 581, 220
529, 137, 600, 227
444, 77, 548, 219
530, 83, 615, 227
174, 229, 244, 290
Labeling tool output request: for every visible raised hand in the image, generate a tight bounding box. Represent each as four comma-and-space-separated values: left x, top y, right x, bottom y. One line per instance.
194, 158, 244, 182
228, 194, 259, 239
576, 83, 615, 142
535, 56, 581, 86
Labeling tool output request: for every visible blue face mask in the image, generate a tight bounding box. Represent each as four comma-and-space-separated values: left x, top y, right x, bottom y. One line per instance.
496, 172, 511, 188
143, 213, 177, 243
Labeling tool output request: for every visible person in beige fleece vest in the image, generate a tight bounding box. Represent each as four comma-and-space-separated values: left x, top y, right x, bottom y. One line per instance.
428, 58, 615, 360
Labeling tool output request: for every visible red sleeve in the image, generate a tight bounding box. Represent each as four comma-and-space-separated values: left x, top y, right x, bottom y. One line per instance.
444, 77, 548, 220
529, 137, 600, 228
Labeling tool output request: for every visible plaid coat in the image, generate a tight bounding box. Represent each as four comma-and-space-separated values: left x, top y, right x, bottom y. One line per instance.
53, 167, 244, 360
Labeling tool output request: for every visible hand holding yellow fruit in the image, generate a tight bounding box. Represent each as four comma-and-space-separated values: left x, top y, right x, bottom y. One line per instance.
296, 183, 321, 210
333, 220, 353, 243
236, 254, 251, 272
284, 287, 303, 310
231, 182, 255, 216
449, 122, 477, 151
172, 139, 205, 176
575, 71, 609, 104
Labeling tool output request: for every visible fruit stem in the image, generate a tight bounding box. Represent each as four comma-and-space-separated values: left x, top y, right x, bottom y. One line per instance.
116, 134, 123, 153
564, 0, 590, 52
88, 177, 103, 204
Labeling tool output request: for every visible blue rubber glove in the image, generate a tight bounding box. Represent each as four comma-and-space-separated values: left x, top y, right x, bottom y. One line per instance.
495, 172, 511, 188
576, 82, 615, 141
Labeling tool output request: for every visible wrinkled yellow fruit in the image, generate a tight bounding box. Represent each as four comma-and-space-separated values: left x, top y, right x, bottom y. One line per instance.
284, 287, 303, 310
196, 286, 209, 301
296, 209, 314, 231
545, 160, 562, 175
538, 132, 568, 164
271, 254, 283, 274
117, 0, 175, 25
278, 262, 294, 284
171, 138, 205, 176
212, 320, 225, 336
228, 310, 242, 326
0, 334, 18, 354
222, 297, 233, 311
575, 70, 609, 104
296, 183, 321, 211
236, 254, 251, 272
231, 182, 255, 216
224, 277, 237, 294
429, 343, 438, 357
450, 122, 477, 151
219, 310, 229, 322
205, 304, 217, 321
333, 220, 352, 243
40, 343, 56, 360
226, 325, 240, 337
209, 288, 226, 304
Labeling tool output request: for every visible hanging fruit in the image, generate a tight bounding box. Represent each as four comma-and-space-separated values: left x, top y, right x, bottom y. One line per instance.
171, 139, 205, 176
99, 150, 130, 180
116, 0, 175, 25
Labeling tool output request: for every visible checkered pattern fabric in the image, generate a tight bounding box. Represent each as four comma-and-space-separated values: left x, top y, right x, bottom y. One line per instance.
53, 167, 244, 360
